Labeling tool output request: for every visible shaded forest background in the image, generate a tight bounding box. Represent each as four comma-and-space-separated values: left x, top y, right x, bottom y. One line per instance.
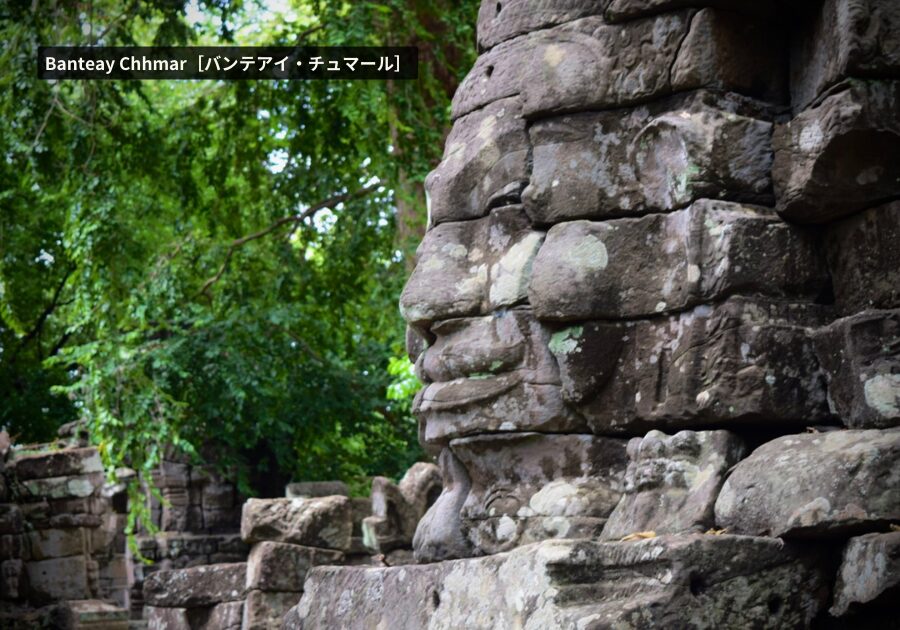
0, 0, 478, 513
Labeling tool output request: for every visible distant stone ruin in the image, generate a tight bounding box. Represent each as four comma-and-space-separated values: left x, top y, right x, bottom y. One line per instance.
289, 0, 900, 627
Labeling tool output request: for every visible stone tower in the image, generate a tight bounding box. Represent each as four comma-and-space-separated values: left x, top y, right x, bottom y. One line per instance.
288, 0, 900, 627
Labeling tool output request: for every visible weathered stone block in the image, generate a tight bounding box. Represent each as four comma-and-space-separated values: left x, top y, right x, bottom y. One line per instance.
26, 555, 90, 602
289, 536, 830, 629
790, 0, 900, 110
22, 473, 102, 500
476, 0, 603, 50
604, 0, 776, 22
549, 298, 830, 433
814, 310, 900, 429
67, 599, 129, 630
284, 480, 349, 499
28, 527, 85, 560
427, 97, 529, 225
143, 563, 246, 608
202, 601, 243, 630
452, 10, 784, 120
243, 589, 299, 630
145, 606, 190, 630
530, 201, 825, 320
246, 542, 342, 592
523, 92, 774, 225
400, 206, 543, 329
240, 497, 352, 550
453, 433, 626, 555
1, 558, 25, 600
362, 462, 441, 553
12, 447, 103, 481
602, 430, 746, 539
0, 504, 24, 535
825, 201, 900, 315
715, 429, 900, 537
830, 532, 900, 617
773, 80, 900, 223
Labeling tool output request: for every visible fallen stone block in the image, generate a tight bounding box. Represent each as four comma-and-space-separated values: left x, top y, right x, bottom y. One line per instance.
825, 201, 900, 315
523, 91, 774, 225
715, 429, 900, 537
548, 298, 831, 433
426, 97, 529, 225
773, 80, 900, 223
288, 535, 830, 629
243, 589, 299, 630
530, 201, 826, 320
11, 447, 103, 481
240, 497, 352, 550
602, 430, 746, 539
246, 542, 342, 592
452, 9, 784, 120
284, 480, 349, 499
143, 562, 246, 608
790, 0, 900, 110
814, 310, 900, 429
400, 206, 543, 329
362, 462, 441, 553
830, 531, 900, 617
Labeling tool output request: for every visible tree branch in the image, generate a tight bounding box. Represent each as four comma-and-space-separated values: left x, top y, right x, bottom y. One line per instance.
197, 184, 378, 298
10, 265, 75, 364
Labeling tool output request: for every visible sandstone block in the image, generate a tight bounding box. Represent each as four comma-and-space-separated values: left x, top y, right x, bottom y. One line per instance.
246, 542, 342, 592
453, 433, 626, 555
400, 206, 543, 329
715, 429, 900, 537
1, 558, 25, 600
22, 473, 102, 500
145, 606, 189, 630
284, 480, 349, 499
26, 555, 90, 602
530, 201, 825, 320
290, 535, 829, 629
0, 504, 24, 535
830, 532, 900, 617
523, 92, 774, 225
203, 601, 243, 630
476, 0, 603, 50
243, 589, 299, 630
426, 97, 528, 225
452, 10, 783, 120
362, 462, 441, 553
605, 0, 776, 22
603, 430, 746, 539
791, 0, 900, 110
240, 496, 352, 550
28, 527, 86, 560
549, 298, 831, 434
814, 310, 900, 429
825, 201, 900, 315
143, 562, 246, 608
11, 447, 103, 481
773, 80, 900, 223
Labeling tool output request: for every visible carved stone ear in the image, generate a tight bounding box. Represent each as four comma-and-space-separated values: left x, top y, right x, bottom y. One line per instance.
412, 449, 474, 563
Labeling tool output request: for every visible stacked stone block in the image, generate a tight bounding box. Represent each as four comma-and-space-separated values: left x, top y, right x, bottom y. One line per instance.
290, 0, 900, 627
0, 427, 131, 628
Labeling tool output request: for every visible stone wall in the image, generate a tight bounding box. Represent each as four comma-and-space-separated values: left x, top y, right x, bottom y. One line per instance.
289, 0, 900, 627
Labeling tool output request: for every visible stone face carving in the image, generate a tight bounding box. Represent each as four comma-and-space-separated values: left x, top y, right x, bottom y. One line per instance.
715, 429, 900, 537
529, 201, 826, 319
523, 92, 774, 224
602, 429, 745, 539
773, 81, 900, 223
412, 449, 474, 563
289, 536, 831, 629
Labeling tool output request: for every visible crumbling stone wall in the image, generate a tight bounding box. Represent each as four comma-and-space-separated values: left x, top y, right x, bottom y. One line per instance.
289, 0, 900, 627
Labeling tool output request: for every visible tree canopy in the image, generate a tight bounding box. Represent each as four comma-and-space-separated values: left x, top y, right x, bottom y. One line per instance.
0, 0, 477, 528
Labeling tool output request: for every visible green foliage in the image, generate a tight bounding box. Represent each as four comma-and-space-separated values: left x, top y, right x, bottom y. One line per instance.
0, 0, 477, 532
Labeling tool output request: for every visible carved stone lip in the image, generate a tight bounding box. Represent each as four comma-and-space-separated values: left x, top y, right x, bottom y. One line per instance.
416, 375, 520, 412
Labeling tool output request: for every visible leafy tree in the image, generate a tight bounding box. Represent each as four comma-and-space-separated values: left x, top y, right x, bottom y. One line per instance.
0, 0, 477, 540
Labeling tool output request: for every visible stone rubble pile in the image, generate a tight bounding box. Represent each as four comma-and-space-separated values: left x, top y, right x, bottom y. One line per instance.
289, 0, 900, 627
